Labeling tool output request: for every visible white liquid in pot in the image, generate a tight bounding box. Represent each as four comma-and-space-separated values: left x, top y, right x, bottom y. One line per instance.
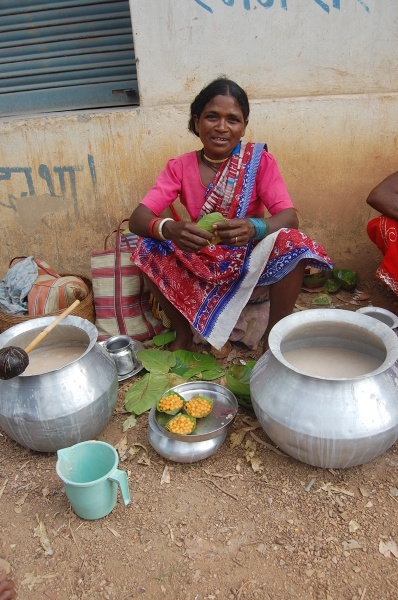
283, 347, 383, 378
24, 345, 86, 375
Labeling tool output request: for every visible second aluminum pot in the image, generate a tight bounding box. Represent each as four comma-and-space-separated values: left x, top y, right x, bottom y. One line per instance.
250, 309, 398, 469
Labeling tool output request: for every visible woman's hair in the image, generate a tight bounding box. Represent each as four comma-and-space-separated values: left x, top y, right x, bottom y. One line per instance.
188, 77, 250, 137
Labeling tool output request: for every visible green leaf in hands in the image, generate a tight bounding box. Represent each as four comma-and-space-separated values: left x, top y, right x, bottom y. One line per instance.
196, 212, 225, 232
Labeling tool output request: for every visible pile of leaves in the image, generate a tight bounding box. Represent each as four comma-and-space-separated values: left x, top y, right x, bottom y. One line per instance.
123, 348, 225, 421
122, 344, 259, 430
303, 267, 359, 307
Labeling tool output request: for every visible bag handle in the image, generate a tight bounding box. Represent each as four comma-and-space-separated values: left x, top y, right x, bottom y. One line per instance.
9, 256, 28, 268
104, 218, 132, 251
34, 258, 60, 279
8, 257, 60, 280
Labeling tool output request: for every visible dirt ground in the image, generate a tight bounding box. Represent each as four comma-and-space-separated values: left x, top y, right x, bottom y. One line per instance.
1, 278, 398, 600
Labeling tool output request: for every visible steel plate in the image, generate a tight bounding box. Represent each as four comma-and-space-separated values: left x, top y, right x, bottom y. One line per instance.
154, 381, 238, 442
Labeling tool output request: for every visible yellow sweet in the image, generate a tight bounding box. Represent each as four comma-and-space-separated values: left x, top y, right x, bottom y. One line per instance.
167, 414, 195, 435
185, 395, 212, 418
158, 393, 184, 413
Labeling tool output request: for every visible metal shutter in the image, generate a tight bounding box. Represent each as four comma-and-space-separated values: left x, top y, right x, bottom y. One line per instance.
0, 0, 138, 117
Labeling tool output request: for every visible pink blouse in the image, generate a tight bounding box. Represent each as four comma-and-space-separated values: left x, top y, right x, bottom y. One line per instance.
141, 149, 293, 221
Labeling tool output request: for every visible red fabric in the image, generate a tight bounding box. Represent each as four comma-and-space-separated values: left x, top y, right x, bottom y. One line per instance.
367, 216, 398, 296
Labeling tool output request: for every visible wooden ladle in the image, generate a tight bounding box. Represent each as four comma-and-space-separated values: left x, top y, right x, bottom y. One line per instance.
0, 299, 81, 380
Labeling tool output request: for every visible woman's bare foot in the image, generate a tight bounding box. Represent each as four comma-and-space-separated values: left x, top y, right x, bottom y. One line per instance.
170, 327, 193, 351
262, 260, 306, 353
0, 570, 17, 600
143, 274, 193, 351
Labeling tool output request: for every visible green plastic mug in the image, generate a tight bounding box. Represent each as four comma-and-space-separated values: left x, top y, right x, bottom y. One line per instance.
56, 440, 130, 520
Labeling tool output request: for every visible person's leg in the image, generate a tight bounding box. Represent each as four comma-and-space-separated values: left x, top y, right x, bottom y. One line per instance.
143, 274, 193, 351
0, 570, 17, 600
262, 260, 306, 352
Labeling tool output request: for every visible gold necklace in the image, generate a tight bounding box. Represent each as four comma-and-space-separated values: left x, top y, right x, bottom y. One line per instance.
200, 149, 219, 173
202, 150, 230, 164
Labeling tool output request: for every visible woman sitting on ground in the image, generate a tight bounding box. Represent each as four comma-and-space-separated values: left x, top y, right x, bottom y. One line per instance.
129, 77, 332, 351
366, 170, 398, 297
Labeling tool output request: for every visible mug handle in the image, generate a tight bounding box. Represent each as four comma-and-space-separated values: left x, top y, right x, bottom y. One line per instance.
109, 469, 130, 506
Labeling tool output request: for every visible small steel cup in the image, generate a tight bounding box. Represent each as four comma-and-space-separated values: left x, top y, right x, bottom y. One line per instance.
105, 335, 136, 376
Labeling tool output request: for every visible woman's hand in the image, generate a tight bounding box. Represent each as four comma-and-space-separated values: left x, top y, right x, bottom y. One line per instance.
129, 205, 213, 252
213, 218, 255, 246
213, 208, 299, 246
163, 220, 214, 252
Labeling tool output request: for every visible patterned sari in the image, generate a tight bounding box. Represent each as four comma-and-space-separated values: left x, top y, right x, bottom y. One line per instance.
132, 142, 332, 349
367, 216, 398, 296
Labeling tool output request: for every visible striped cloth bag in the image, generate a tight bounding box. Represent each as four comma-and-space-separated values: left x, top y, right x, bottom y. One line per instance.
28, 259, 89, 315
90, 218, 165, 341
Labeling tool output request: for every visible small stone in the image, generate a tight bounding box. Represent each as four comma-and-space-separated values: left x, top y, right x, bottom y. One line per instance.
305, 569, 314, 577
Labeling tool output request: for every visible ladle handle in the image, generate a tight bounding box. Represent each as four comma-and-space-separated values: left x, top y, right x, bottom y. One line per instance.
24, 299, 81, 354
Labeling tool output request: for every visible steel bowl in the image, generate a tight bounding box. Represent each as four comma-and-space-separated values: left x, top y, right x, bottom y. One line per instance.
250, 309, 398, 469
147, 382, 238, 462
155, 381, 238, 442
148, 406, 227, 463
0, 316, 118, 452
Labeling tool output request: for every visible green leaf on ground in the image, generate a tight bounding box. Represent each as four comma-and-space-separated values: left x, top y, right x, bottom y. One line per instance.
332, 269, 358, 291
122, 414, 137, 431
200, 365, 226, 380
136, 349, 176, 373
323, 278, 341, 293
124, 372, 187, 415
172, 350, 216, 378
226, 363, 255, 399
312, 292, 332, 306
152, 331, 176, 347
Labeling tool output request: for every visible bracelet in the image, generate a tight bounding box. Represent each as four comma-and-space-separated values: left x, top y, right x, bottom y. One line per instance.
148, 217, 162, 238
157, 217, 174, 241
247, 218, 270, 240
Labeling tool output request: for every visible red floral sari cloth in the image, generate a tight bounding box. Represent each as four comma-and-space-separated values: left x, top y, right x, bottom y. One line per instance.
132, 142, 332, 349
367, 216, 398, 296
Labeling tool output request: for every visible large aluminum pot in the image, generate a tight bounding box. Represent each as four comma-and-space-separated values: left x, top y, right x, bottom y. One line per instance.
250, 309, 398, 469
0, 316, 118, 452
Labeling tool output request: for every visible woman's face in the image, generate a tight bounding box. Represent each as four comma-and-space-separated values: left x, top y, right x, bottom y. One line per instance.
194, 94, 248, 160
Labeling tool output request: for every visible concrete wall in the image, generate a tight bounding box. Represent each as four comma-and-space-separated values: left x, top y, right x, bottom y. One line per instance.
1, 0, 397, 282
